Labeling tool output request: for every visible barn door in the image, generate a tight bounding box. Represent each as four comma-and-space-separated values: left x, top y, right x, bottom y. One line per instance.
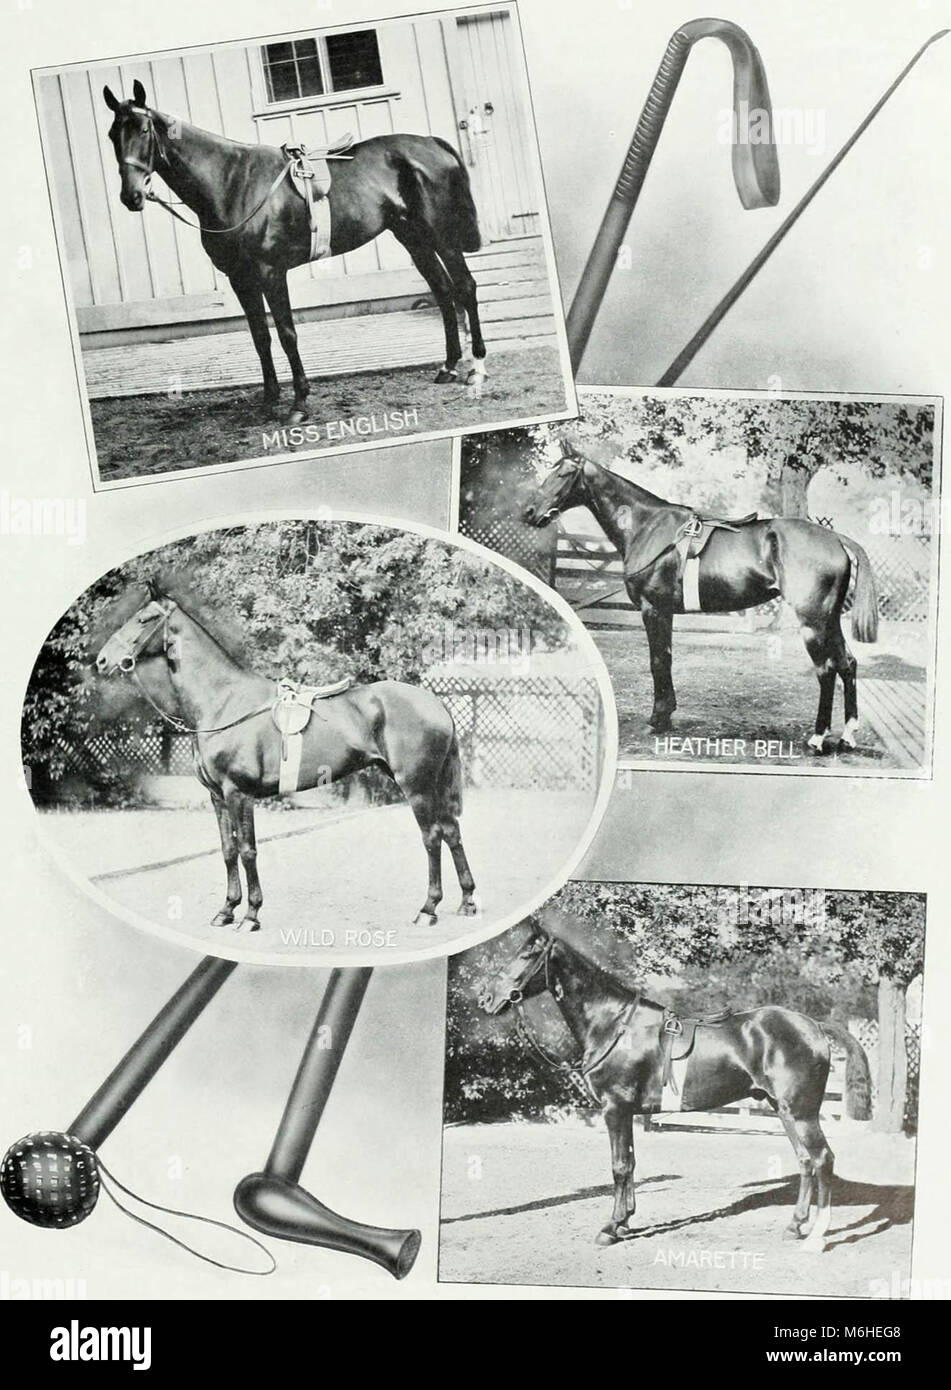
446, 10, 540, 240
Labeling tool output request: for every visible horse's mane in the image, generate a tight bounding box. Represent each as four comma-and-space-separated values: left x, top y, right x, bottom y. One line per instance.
547, 932, 646, 1004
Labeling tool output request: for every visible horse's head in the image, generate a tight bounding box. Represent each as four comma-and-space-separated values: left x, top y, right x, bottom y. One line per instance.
522, 452, 586, 528
477, 921, 555, 1014
103, 80, 156, 212
95, 584, 176, 676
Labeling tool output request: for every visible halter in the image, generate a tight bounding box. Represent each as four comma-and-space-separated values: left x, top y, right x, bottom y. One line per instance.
105, 600, 274, 738
498, 936, 637, 1103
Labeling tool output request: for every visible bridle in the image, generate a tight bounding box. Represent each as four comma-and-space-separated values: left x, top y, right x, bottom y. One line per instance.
103, 599, 274, 737
529, 454, 586, 527
493, 935, 637, 1103
116, 108, 296, 236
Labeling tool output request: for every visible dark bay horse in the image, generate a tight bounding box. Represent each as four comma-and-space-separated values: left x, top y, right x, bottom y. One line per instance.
523, 448, 879, 751
102, 82, 486, 421
94, 584, 477, 931
478, 924, 871, 1252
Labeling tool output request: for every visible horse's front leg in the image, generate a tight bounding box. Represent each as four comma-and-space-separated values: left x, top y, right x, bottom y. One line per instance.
229, 268, 280, 412
262, 269, 310, 425
596, 1103, 636, 1246
209, 790, 242, 927
227, 789, 263, 932
641, 601, 677, 733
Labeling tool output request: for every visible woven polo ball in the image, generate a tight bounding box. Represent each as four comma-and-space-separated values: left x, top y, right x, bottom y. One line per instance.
1, 1132, 100, 1228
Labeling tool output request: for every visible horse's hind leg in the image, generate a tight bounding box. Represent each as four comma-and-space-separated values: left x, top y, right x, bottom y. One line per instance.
797, 1119, 835, 1251
437, 738, 477, 917
829, 627, 859, 751
210, 791, 242, 928
777, 1107, 816, 1239
799, 624, 836, 753
440, 247, 487, 397
392, 230, 463, 382
406, 792, 444, 927
229, 269, 280, 411
261, 268, 310, 425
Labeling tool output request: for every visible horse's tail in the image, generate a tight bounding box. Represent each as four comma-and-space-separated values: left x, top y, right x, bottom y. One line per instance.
438, 724, 465, 821
837, 532, 879, 643
422, 137, 482, 253
820, 1022, 872, 1120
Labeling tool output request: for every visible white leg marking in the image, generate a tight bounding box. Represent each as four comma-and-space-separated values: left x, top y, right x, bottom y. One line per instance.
839, 718, 859, 749
466, 356, 487, 400
807, 730, 830, 752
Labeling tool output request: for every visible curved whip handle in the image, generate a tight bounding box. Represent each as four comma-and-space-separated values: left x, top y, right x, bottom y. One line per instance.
566, 18, 780, 373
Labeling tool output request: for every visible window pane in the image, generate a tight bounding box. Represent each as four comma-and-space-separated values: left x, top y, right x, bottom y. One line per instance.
267, 62, 301, 104
293, 38, 318, 58
296, 55, 325, 98
326, 31, 383, 91
265, 42, 293, 63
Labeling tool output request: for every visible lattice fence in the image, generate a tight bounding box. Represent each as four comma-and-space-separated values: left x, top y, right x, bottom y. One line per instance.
850, 1018, 922, 1131
463, 514, 557, 585
423, 675, 603, 791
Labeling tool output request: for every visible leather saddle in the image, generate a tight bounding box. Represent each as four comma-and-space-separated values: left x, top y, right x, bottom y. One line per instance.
281, 137, 355, 260
658, 1005, 734, 1096
673, 511, 757, 567
271, 675, 352, 737
271, 676, 352, 795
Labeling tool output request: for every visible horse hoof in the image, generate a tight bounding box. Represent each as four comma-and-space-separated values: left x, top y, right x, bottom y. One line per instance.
800, 1237, 827, 1254
286, 407, 309, 427
413, 910, 438, 928
236, 917, 261, 934
615, 1223, 639, 1241
211, 911, 235, 928
782, 1224, 806, 1242
434, 368, 458, 385
836, 739, 856, 754
595, 1230, 619, 1247
456, 900, 480, 918
649, 717, 672, 734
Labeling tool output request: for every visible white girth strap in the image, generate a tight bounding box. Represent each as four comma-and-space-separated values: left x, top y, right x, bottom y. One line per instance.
659, 1054, 690, 1112
279, 733, 304, 795
682, 556, 702, 613
309, 194, 331, 262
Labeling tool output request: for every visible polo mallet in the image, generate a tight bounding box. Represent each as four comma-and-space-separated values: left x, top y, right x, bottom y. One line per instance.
234, 966, 421, 1279
566, 17, 781, 373
1, 957, 420, 1279
658, 29, 949, 385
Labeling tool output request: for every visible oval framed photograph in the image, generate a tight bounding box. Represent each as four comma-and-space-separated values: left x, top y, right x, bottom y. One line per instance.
21, 511, 616, 966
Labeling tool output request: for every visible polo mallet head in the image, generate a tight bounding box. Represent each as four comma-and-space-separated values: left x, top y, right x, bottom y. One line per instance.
566, 16, 780, 371
2, 1132, 100, 1229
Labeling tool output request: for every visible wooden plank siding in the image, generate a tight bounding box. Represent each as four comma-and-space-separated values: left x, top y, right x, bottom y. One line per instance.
34, 8, 544, 347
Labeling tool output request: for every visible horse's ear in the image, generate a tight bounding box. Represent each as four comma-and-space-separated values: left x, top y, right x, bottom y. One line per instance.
132, 79, 147, 108
103, 85, 121, 114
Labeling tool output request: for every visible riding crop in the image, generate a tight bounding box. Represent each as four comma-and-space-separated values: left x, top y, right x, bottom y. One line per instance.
565, 17, 780, 373
657, 29, 948, 385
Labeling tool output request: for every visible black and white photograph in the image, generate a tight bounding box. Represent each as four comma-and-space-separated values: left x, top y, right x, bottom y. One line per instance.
2, 0, 950, 1349
441, 882, 923, 1297
33, 4, 575, 487
460, 390, 939, 776
21, 515, 614, 964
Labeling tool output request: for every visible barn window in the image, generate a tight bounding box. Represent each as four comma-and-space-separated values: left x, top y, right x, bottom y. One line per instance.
262, 31, 384, 104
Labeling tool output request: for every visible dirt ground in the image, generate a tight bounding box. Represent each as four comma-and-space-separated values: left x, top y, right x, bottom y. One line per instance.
90, 346, 568, 481
439, 1122, 915, 1297
595, 625, 925, 771
36, 787, 596, 959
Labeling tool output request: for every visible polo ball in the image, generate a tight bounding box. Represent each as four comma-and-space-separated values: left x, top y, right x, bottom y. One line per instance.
1, 1132, 100, 1228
